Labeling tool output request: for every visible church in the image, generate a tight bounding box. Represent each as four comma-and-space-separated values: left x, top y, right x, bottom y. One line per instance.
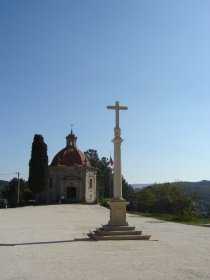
48, 129, 97, 203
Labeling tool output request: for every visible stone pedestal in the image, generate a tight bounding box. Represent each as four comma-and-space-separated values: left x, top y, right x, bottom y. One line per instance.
108, 200, 129, 226
87, 198, 151, 241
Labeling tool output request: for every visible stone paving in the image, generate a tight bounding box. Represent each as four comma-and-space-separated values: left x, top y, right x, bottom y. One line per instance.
0, 204, 210, 280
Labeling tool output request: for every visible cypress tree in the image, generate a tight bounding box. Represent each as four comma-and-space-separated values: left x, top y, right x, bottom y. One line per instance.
28, 134, 48, 199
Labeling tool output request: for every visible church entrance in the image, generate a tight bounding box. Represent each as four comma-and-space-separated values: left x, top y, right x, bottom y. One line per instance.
67, 187, 76, 203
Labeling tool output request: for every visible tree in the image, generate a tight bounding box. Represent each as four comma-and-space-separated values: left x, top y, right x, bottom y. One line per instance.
84, 149, 100, 167
85, 149, 133, 200
97, 157, 112, 197
85, 149, 114, 198
136, 182, 197, 217
3, 178, 26, 207
28, 134, 48, 201
122, 176, 135, 201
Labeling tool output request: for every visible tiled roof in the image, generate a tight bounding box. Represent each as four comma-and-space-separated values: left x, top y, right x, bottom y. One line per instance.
50, 146, 92, 167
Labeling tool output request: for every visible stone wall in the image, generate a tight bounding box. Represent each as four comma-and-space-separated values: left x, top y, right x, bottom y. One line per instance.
48, 165, 97, 203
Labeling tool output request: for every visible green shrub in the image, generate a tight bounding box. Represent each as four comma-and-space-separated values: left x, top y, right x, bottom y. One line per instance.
100, 197, 109, 208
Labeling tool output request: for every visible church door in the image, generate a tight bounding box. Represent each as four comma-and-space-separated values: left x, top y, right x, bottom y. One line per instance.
67, 187, 76, 202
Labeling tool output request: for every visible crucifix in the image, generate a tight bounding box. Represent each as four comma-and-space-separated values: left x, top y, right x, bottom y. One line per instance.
107, 101, 128, 129
107, 101, 128, 201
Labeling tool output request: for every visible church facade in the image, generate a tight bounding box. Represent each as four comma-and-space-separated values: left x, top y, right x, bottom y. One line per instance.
48, 130, 97, 203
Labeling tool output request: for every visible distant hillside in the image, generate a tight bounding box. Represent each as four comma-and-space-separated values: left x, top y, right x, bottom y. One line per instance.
182, 180, 210, 209
131, 184, 152, 190
0, 180, 9, 187
132, 180, 210, 194
133, 180, 210, 213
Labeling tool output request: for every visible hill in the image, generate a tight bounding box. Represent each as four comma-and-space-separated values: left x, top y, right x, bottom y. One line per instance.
0, 180, 9, 187
131, 184, 152, 190
133, 180, 210, 203
182, 180, 210, 211
138, 180, 210, 214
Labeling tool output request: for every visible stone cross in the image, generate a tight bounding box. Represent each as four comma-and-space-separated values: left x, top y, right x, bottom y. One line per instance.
107, 101, 128, 200
107, 101, 128, 129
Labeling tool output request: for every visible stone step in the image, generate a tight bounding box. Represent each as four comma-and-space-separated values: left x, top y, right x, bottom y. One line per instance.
95, 229, 142, 236
88, 232, 151, 241
102, 225, 135, 231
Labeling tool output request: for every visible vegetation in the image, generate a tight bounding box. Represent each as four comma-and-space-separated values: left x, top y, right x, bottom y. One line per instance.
100, 197, 109, 208
0, 180, 9, 188
28, 134, 48, 201
136, 183, 197, 217
182, 180, 210, 214
129, 211, 210, 225
129, 181, 210, 223
85, 149, 113, 198
122, 176, 135, 203
85, 149, 133, 200
2, 178, 27, 207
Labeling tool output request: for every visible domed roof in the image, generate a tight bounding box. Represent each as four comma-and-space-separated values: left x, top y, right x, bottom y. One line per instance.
50, 130, 92, 167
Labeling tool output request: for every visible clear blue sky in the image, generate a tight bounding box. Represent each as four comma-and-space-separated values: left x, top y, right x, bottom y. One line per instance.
0, 0, 210, 184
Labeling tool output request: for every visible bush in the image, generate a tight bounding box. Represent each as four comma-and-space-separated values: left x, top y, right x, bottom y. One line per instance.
137, 182, 197, 217
22, 188, 34, 201
100, 197, 109, 208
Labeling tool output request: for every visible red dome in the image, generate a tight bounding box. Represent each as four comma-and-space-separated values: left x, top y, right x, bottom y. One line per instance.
50, 146, 91, 167
50, 130, 92, 167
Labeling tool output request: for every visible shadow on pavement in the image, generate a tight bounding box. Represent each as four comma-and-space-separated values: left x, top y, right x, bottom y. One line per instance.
0, 238, 92, 247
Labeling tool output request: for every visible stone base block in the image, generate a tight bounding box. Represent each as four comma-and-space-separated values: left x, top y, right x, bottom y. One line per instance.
87, 199, 151, 241
87, 224, 151, 241
108, 200, 129, 226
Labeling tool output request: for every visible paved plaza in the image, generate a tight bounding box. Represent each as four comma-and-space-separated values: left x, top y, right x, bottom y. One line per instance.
0, 204, 210, 280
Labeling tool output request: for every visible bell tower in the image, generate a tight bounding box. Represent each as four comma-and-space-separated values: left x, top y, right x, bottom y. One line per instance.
66, 129, 77, 147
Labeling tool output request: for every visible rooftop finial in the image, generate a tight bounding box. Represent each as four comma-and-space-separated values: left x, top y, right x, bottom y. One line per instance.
70, 124, 74, 134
